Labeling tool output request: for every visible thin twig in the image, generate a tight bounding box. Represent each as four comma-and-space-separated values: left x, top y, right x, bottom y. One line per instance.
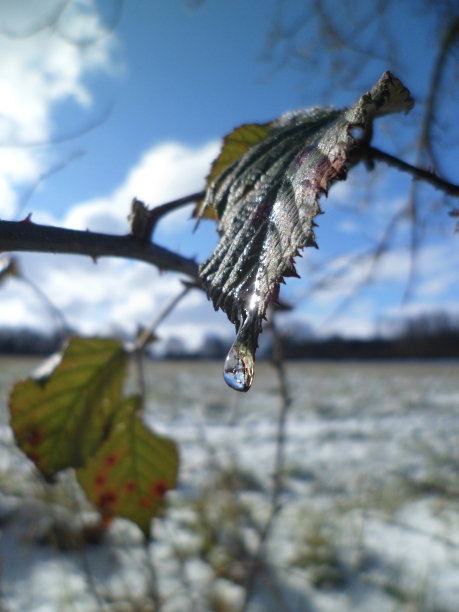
418, 16, 459, 171
134, 283, 194, 407
270, 318, 292, 508
66, 484, 107, 611
365, 146, 459, 197
148, 191, 205, 228
136, 283, 194, 351
241, 310, 292, 611
397, 16, 459, 296
402, 181, 421, 303
311, 204, 409, 327
20, 274, 70, 341
143, 531, 162, 611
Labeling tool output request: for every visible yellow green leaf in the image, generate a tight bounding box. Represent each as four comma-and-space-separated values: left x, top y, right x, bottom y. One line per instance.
10, 336, 127, 478
77, 397, 179, 535
195, 122, 272, 219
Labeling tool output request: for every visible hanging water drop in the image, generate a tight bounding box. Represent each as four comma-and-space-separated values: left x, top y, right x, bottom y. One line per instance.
223, 312, 256, 392
223, 344, 254, 392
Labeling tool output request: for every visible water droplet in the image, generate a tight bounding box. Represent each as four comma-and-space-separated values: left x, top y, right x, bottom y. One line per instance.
223, 344, 254, 392
223, 313, 256, 392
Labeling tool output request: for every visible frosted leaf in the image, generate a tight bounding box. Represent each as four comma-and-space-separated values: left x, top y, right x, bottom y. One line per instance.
199, 72, 414, 391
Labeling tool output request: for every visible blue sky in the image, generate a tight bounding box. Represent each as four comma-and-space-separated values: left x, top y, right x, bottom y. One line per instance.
0, 0, 458, 350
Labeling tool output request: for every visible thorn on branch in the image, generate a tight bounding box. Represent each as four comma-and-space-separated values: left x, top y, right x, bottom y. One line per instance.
129, 191, 206, 245
129, 199, 155, 245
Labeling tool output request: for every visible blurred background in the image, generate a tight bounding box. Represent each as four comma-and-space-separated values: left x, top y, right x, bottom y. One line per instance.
1, 3, 459, 611
0, 0, 458, 357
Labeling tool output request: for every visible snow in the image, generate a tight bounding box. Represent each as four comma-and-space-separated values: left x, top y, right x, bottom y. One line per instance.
1, 358, 459, 611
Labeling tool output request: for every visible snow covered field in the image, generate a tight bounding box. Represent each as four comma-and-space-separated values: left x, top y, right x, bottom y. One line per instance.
1, 358, 459, 611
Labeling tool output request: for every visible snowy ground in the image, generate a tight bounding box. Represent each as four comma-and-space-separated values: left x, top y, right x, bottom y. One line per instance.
1, 358, 459, 611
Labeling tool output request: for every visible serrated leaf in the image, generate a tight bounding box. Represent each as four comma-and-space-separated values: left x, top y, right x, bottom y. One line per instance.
199, 72, 414, 391
10, 336, 127, 478
77, 396, 179, 535
195, 122, 272, 219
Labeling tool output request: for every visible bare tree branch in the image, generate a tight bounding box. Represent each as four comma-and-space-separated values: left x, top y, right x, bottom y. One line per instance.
0, 219, 200, 280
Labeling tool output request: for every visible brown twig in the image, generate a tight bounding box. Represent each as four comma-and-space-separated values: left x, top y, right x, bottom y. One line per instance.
418, 16, 459, 171
133, 283, 194, 407
269, 313, 292, 508
136, 283, 194, 352
364, 145, 459, 197
0, 218, 200, 280
129, 192, 206, 244
241, 310, 292, 611
148, 191, 205, 229
143, 530, 162, 612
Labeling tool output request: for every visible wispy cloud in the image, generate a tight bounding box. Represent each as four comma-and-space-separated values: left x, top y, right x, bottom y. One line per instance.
60, 140, 220, 234
0, 0, 117, 218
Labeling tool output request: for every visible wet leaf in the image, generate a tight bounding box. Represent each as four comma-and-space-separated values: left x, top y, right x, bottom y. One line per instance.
195, 122, 272, 219
10, 336, 127, 478
199, 72, 414, 391
77, 396, 179, 535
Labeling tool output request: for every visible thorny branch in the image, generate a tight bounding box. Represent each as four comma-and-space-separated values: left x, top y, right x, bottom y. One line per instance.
0, 193, 203, 281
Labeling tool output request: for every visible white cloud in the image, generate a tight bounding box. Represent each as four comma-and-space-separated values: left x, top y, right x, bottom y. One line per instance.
0, 0, 219, 347
0, 277, 58, 331
61, 140, 220, 233
0, 0, 117, 217
318, 315, 379, 339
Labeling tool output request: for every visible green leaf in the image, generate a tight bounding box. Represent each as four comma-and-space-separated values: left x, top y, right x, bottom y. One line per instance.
195, 122, 272, 220
10, 336, 127, 478
199, 72, 414, 391
77, 396, 179, 535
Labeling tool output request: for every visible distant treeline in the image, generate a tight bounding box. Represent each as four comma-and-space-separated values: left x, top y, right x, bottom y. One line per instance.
1, 311, 458, 360
176, 331, 459, 361
162, 311, 459, 361
274, 311, 459, 361
0, 329, 66, 355
277, 331, 459, 360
